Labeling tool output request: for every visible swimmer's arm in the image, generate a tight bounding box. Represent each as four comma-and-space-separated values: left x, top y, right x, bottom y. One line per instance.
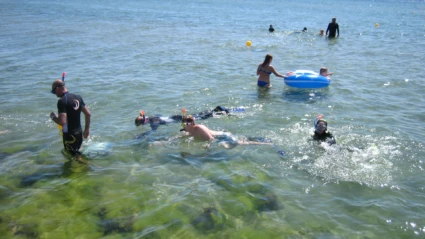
256, 65, 261, 75
50, 112, 63, 126
53, 112, 67, 126
270, 66, 286, 78
82, 106, 91, 139
326, 136, 336, 145
209, 130, 226, 137
168, 131, 189, 141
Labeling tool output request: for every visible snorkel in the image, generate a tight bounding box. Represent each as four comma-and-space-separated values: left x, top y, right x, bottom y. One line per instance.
180, 108, 187, 131
135, 110, 147, 126
140, 110, 146, 124
51, 72, 66, 94
314, 115, 322, 127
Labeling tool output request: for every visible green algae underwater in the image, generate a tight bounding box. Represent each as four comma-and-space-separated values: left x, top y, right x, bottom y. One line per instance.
0, 144, 316, 238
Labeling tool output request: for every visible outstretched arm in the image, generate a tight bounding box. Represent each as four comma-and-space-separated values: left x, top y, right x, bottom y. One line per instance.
270, 66, 286, 78
82, 106, 91, 139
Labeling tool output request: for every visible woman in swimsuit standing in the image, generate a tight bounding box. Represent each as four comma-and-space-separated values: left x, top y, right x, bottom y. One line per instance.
257, 54, 286, 88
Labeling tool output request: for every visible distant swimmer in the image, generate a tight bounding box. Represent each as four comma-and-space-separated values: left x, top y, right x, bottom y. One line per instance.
302, 27, 307, 32
319, 67, 334, 78
312, 116, 336, 145
326, 17, 340, 38
269, 25, 275, 33
319, 29, 325, 36
257, 54, 286, 88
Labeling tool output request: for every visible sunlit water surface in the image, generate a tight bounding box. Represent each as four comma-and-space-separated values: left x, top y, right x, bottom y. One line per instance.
1, 0, 425, 238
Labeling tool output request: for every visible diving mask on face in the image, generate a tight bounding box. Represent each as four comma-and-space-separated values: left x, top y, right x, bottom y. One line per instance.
180, 117, 191, 131
51, 72, 66, 94
316, 121, 327, 133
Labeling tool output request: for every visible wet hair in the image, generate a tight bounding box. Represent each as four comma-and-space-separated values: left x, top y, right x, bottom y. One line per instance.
51, 79, 65, 94
135, 112, 146, 126
135, 117, 143, 126
183, 115, 194, 123
261, 54, 273, 68
320, 67, 328, 75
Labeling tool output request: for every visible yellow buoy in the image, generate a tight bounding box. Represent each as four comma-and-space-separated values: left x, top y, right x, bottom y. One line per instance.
375, 23, 379, 27
246, 40, 252, 47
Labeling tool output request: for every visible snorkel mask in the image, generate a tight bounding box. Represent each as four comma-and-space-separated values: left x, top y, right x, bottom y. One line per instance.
51, 72, 66, 94
180, 108, 187, 131
135, 110, 146, 126
314, 115, 328, 133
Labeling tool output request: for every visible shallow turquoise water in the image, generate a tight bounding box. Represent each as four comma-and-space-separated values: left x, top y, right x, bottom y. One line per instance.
1, 0, 425, 238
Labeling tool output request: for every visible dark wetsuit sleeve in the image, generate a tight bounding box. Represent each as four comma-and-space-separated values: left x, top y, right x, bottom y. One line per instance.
313, 131, 336, 145
57, 99, 67, 114
170, 115, 183, 122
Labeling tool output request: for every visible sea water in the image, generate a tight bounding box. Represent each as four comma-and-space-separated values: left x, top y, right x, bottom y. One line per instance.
1, 0, 425, 237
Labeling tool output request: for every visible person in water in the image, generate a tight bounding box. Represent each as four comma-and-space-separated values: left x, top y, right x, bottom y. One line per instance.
319, 29, 325, 36
269, 25, 275, 33
135, 106, 235, 130
50, 77, 91, 164
180, 115, 272, 148
326, 17, 340, 38
302, 27, 307, 32
312, 116, 336, 145
319, 67, 333, 78
257, 54, 286, 88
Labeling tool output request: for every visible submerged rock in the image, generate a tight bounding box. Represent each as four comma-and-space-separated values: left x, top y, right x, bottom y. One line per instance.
9, 222, 38, 238
255, 191, 282, 212
97, 207, 136, 236
20, 172, 60, 187
191, 206, 226, 232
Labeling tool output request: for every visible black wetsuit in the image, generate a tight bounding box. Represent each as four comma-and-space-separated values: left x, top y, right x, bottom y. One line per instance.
269, 27, 275, 33
136, 106, 230, 139
57, 92, 85, 155
312, 131, 336, 145
326, 22, 339, 38
145, 110, 216, 131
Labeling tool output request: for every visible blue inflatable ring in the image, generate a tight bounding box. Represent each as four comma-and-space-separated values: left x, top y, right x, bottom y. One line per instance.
284, 70, 331, 89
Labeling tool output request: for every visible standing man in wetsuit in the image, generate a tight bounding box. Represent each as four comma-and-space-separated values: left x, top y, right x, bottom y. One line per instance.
50, 78, 91, 163
326, 17, 340, 38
